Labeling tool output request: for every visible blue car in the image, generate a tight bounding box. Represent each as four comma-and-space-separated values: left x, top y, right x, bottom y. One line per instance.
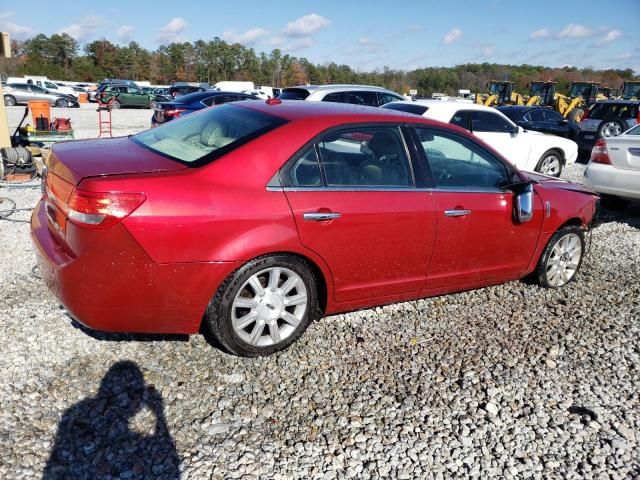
151, 91, 259, 127
497, 106, 579, 140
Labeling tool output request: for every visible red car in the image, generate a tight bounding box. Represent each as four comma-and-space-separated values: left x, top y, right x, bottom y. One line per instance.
31, 100, 599, 357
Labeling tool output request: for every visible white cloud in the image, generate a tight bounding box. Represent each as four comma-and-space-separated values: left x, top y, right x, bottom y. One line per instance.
443, 27, 463, 45
157, 17, 187, 44
557, 24, 593, 38
282, 13, 330, 37
58, 15, 104, 41
116, 25, 135, 43
530, 28, 551, 40
597, 29, 621, 45
270, 36, 314, 52
223, 28, 269, 46
0, 12, 34, 40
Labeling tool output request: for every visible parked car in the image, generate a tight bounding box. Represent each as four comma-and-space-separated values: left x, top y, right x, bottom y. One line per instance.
99, 85, 152, 109
576, 100, 640, 155
583, 123, 640, 209
497, 106, 579, 140
32, 100, 598, 357
151, 90, 259, 127
277, 84, 404, 107
3, 83, 79, 108
152, 84, 209, 106
383, 100, 578, 177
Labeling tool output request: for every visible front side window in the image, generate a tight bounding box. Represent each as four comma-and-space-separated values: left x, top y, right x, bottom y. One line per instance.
379, 92, 403, 106
470, 111, 514, 133
282, 127, 412, 188
415, 128, 510, 190
133, 104, 287, 165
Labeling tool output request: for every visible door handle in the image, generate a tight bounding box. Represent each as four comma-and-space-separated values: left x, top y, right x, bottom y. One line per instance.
303, 212, 341, 221
444, 209, 471, 217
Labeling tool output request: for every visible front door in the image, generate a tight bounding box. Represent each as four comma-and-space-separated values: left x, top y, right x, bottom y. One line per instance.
412, 127, 543, 288
282, 126, 438, 303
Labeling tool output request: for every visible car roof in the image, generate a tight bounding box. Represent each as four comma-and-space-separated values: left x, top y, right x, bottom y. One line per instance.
387, 99, 518, 124
236, 99, 448, 125
283, 84, 400, 94
171, 90, 256, 102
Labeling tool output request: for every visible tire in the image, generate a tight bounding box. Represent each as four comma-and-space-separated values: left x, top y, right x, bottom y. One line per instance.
109, 99, 121, 109
535, 149, 564, 177
536, 226, 585, 288
4, 95, 16, 106
567, 108, 584, 123
600, 194, 629, 211
597, 118, 625, 138
54, 98, 68, 108
149, 100, 157, 109
204, 254, 320, 357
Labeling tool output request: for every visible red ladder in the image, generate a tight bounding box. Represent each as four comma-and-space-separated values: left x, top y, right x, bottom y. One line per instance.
97, 103, 112, 137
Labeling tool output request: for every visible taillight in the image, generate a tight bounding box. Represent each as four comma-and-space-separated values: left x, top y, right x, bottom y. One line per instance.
582, 107, 591, 121
66, 190, 146, 228
164, 108, 186, 117
590, 138, 611, 165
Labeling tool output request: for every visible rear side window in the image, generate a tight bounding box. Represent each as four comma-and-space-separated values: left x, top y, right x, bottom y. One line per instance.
283, 127, 412, 188
382, 103, 429, 116
278, 88, 310, 100
323, 91, 379, 107
527, 109, 545, 122
133, 104, 287, 165
589, 103, 638, 120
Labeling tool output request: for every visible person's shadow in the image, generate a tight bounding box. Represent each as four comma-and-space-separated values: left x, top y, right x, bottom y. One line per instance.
43, 361, 180, 479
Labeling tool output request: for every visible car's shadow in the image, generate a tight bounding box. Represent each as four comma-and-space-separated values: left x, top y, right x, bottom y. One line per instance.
596, 200, 640, 229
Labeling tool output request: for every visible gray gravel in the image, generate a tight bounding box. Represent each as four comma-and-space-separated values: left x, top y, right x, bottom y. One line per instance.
0, 155, 639, 478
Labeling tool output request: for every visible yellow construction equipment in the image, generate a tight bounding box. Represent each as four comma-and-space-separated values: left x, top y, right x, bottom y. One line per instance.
475, 80, 525, 107
621, 80, 640, 100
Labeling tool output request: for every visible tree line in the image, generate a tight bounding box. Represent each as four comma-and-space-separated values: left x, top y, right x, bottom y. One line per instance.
1, 33, 637, 96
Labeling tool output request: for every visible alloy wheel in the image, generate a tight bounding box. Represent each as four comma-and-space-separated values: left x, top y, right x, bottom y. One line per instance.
546, 233, 582, 287
600, 121, 622, 137
539, 154, 562, 176
231, 267, 308, 347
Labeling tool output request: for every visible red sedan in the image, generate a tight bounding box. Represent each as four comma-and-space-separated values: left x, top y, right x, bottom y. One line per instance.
31, 100, 599, 356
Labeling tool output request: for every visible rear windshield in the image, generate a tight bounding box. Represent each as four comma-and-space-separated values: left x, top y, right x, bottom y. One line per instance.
589, 102, 638, 120
133, 104, 287, 166
381, 103, 429, 116
278, 88, 310, 100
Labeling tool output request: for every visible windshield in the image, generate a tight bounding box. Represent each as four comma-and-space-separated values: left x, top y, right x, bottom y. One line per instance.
569, 83, 592, 99
622, 83, 640, 100
133, 104, 287, 165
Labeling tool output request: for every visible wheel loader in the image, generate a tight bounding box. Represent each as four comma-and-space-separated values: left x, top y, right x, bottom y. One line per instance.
475, 80, 524, 107
621, 80, 640, 100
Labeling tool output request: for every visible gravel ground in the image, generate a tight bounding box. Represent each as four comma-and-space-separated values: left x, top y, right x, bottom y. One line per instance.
0, 152, 639, 478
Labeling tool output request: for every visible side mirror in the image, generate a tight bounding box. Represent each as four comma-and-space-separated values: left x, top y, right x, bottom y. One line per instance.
514, 183, 534, 223
510, 125, 519, 135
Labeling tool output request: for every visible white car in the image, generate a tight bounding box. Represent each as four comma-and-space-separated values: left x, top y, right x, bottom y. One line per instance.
383, 100, 578, 176
583, 124, 640, 208
278, 84, 404, 107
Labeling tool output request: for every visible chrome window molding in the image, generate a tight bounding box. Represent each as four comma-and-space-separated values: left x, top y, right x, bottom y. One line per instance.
267, 186, 507, 194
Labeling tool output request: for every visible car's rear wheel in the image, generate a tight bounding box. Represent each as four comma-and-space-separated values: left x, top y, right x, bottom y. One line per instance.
536, 226, 585, 288
109, 99, 121, 109
598, 119, 625, 138
205, 254, 319, 357
54, 98, 68, 108
535, 150, 563, 177
4, 95, 16, 106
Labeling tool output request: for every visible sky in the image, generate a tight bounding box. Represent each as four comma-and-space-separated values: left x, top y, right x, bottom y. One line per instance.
1, 0, 639, 73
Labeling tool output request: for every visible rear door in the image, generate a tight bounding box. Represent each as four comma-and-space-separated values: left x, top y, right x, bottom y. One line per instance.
411, 127, 543, 288
281, 125, 437, 303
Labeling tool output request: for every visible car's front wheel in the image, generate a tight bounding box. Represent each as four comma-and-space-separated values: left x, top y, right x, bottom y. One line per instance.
205, 254, 319, 357
536, 226, 585, 288
54, 98, 68, 108
4, 95, 17, 106
535, 150, 563, 177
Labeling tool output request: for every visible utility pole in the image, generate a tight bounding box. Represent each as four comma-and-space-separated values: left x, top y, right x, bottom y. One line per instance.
0, 32, 11, 148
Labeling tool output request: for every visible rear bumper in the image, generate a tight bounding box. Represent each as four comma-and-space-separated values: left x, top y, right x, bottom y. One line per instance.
31, 201, 239, 334
583, 162, 640, 200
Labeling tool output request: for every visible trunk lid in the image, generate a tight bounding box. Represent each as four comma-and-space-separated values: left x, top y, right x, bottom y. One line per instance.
603, 135, 640, 171
48, 137, 187, 185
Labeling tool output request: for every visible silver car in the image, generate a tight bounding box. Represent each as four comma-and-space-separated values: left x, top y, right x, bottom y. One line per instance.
3, 83, 79, 108
277, 84, 405, 107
